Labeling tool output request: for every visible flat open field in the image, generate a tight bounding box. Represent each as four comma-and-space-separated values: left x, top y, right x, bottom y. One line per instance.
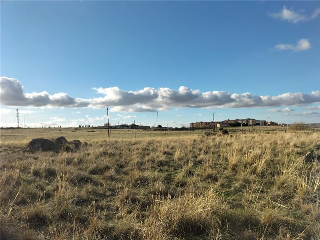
1, 128, 320, 239
0, 128, 202, 145
0, 126, 287, 144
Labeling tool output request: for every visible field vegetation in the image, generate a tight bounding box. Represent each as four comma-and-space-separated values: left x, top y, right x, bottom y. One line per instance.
0, 128, 319, 239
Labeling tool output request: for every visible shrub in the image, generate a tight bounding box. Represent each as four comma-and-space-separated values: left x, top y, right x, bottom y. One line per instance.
26, 207, 49, 229
44, 167, 57, 180
289, 122, 309, 131
222, 129, 229, 135
143, 190, 226, 239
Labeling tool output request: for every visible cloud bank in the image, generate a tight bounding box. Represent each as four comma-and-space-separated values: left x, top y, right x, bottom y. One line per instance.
275, 39, 311, 52
270, 6, 320, 23
267, 107, 294, 113
0, 77, 89, 108
306, 105, 320, 110
1, 77, 320, 112
292, 111, 320, 118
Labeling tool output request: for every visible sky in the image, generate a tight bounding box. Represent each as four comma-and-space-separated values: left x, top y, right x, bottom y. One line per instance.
1, 1, 320, 128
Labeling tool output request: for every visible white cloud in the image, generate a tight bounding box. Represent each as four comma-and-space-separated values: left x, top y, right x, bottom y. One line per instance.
39, 121, 60, 126
195, 113, 203, 116
275, 39, 311, 52
270, 6, 320, 23
267, 107, 294, 113
123, 115, 136, 119
95, 116, 105, 121
0, 77, 89, 108
116, 114, 137, 119
0, 108, 15, 114
311, 8, 320, 19
305, 105, 320, 110
50, 117, 66, 122
21, 117, 67, 128
20, 110, 36, 114
1, 77, 320, 112
0, 108, 35, 115
292, 111, 320, 117
110, 106, 157, 112
270, 6, 306, 23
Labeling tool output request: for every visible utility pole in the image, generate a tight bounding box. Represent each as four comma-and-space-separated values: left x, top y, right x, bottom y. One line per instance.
16, 109, 19, 128
157, 111, 159, 126
212, 112, 215, 132
24, 117, 26, 128
107, 107, 110, 137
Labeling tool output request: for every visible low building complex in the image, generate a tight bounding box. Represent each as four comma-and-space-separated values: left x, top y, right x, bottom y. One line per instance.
190, 118, 278, 129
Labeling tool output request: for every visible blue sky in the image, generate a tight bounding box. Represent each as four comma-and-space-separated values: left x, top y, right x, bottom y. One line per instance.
1, 1, 320, 127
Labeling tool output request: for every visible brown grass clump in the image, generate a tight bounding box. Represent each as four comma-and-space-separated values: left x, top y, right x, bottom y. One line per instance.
143, 190, 226, 239
0, 215, 36, 240
289, 122, 309, 131
0, 129, 319, 239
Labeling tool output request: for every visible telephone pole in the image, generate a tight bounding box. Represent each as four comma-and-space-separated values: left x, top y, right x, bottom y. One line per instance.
157, 111, 159, 126
16, 109, 19, 128
107, 107, 110, 137
212, 112, 215, 132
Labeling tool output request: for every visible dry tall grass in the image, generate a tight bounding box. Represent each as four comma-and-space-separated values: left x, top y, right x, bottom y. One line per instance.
0, 130, 319, 239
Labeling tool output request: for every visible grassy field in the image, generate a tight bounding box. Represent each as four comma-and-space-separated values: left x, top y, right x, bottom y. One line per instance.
0, 128, 319, 239
0, 128, 201, 144
0, 126, 288, 144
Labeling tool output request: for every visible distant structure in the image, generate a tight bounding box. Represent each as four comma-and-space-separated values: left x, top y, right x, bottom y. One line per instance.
190, 118, 274, 129
267, 121, 278, 126
104, 123, 150, 130
190, 121, 215, 129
